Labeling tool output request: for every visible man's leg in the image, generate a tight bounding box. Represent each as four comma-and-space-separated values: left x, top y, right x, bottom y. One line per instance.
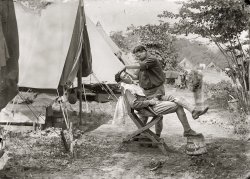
174, 106, 201, 136
151, 101, 178, 137
153, 101, 201, 137
141, 85, 165, 136
153, 101, 190, 131
175, 106, 191, 132
161, 94, 195, 113
155, 116, 163, 137
138, 115, 148, 125
161, 94, 208, 119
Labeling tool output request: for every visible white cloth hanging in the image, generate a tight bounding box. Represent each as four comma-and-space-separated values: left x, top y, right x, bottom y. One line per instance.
112, 96, 127, 125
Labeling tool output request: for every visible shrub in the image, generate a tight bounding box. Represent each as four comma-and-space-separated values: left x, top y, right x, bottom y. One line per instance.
229, 112, 249, 136
204, 80, 249, 135
203, 80, 236, 109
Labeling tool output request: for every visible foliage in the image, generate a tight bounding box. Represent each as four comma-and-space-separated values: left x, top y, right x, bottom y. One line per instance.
159, 0, 249, 40
110, 23, 179, 70
110, 31, 129, 52
128, 23, 179, 70
203, 80, 236, 109
159, 0, 250, 113
203, 80, 249, 135
203, 80, 250, 136
229, 112, 249, 135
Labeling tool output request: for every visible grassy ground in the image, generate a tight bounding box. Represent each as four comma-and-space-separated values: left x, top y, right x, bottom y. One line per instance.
0, 87, 249, 178
0, 126, 248, 179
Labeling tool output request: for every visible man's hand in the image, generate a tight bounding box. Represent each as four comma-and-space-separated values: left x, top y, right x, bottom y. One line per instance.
148, 98, 160, 105
115, 67, 126, 83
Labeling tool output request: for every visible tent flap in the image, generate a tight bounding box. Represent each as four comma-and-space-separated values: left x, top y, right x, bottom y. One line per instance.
0, 0, 19, 110
59, 2, 92, 87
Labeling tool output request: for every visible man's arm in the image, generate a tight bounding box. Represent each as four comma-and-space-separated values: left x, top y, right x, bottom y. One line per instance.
125, 57, 157, 70
139, 57, 157, 70
125, 71, 138, 80
125, 64, 141, 69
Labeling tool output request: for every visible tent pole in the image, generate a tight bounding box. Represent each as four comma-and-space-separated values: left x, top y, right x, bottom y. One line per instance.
78, 59, 83, 125
77, 0, 84, 125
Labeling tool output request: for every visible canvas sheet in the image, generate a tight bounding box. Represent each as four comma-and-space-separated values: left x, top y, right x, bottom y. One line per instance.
17, 0, 123, 88
16, 1, 79, 89
82, 17, 124, 84
0, 0, 19, 110
95, 22, 138, 78
96, 22, 121, 55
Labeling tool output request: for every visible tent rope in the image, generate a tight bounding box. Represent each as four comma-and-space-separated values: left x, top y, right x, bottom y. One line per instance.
59, 101, 69, 129
91, 76, 112, 96
91, 73, 118, 101
0, 93, 62, 145
17, 92, 63, 138
15, 89, 75, 137
104, 83, 118, 101
9, 95, 17, 117
57, 90, 69, 129
17, 92, 45, 123
0, 90, 61, 139
17, 91, 46, 119
18, 93, 62, 138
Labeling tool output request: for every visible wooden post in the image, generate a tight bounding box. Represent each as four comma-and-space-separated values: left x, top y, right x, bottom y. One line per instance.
78, 58, 83, 125
78, 0, 84, 125
69, 122, 75, 157
60, 130, 69, 152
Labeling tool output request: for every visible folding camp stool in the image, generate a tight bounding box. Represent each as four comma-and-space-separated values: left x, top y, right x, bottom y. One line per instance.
121, 88, 173, 155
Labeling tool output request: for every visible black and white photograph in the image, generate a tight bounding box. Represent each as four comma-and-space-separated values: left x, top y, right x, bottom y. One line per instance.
0, 0, 249, 178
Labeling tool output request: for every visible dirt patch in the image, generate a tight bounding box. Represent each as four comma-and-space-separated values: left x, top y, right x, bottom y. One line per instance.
156, 139, 248, 179
0, 88, 249, 178
0, 128, 249, 179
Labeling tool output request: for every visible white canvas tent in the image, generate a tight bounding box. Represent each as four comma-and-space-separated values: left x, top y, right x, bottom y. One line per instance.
0, 0, 93, 125
96, 21, 121, 56
16, 0, 123, 90
179, 58, 194, 70
82, 18, 124, 84
95, 21, 138, 77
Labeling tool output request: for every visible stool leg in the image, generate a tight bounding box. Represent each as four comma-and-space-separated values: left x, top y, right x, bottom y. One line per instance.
157, 140, 175, 154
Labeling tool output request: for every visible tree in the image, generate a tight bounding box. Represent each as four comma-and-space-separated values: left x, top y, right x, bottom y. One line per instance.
128, 23, 179, 70
159, 0, 250, 113
110, 31, 129, 52
110, 23, 180, 70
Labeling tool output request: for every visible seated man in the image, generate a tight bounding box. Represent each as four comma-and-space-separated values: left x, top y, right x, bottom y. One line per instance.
115, 70, 208, 137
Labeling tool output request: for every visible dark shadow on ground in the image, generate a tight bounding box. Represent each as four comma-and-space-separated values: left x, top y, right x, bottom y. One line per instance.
135, 138, 249, 179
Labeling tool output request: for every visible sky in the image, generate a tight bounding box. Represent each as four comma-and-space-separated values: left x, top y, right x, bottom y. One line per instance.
84, 0, 182, 33
84, 0, 220, 50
